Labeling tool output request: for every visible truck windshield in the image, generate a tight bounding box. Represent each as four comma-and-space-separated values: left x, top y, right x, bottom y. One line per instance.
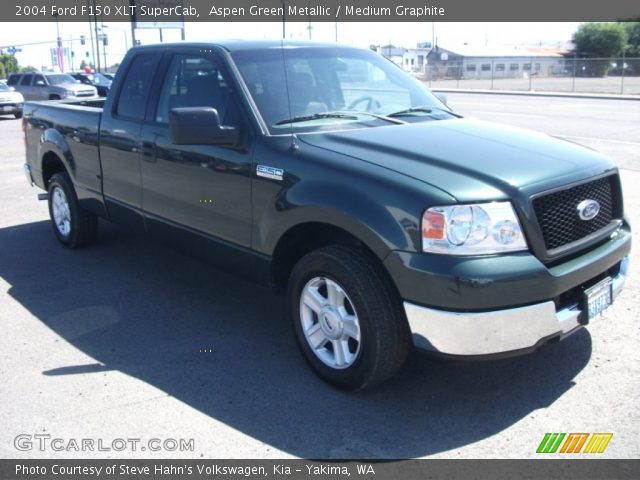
231, 46, 450, 134
47, 74, 77, 86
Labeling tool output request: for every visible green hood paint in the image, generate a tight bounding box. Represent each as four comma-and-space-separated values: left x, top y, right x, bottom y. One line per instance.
299, 118, 616, 203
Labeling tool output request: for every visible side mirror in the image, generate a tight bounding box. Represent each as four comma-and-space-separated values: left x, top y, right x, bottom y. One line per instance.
434, 92, 448, 107
169, 107, 238, 146
35, 80, 45, 86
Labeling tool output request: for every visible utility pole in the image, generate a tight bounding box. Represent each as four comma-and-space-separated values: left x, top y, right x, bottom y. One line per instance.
101, 16, 107, 70
87, 0, 96, 69
92, 0, 101, 72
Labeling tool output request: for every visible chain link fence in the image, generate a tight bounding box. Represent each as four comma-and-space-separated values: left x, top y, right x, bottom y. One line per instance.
421, 57, 640, 95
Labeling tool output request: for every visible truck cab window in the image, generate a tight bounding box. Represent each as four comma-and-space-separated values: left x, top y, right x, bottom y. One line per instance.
155, 54, 240, 128
116, 54, 159, 120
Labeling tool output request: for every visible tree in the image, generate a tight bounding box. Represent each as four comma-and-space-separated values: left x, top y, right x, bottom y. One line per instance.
572, 23, 627, 76
620, 21, 640, 74
79, 60, 95, 71
0, 53, 19, 76
0, 62, 6, 79
19, 66, 37, 73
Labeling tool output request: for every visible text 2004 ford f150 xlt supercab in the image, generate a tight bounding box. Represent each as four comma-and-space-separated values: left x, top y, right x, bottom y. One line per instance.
23, 41, 631, 390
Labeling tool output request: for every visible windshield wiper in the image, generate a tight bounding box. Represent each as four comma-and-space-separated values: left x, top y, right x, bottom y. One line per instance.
275, 112, 359, 126
387, 105, 462, 118
275, 110, 406, 126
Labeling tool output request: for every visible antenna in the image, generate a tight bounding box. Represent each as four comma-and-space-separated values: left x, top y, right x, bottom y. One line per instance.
280, 39, 298, 151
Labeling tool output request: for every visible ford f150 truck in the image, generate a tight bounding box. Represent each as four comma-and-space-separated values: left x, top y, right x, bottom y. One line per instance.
23, 41, 631, 390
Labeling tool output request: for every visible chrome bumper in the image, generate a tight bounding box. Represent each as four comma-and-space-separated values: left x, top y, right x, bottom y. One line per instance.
404, 256, 629, 356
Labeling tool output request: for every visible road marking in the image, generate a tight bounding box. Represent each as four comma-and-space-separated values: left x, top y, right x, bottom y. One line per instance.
556, 135, 640, 146
464, 110, 546, 119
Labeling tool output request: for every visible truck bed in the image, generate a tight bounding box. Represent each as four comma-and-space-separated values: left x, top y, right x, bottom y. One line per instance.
24, 99, 104, 200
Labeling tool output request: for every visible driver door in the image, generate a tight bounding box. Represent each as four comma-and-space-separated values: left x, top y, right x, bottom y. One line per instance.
140, 49, 253, 248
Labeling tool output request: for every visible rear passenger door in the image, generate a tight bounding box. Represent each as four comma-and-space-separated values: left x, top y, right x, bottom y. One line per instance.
18, 74, 34, 100
139, 49, 253, 247
99, 52, 162, 231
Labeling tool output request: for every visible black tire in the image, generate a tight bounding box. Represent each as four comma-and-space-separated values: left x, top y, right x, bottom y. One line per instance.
47, 172, 98, 248
14, 111, 23, 119
288, 245, 411, 390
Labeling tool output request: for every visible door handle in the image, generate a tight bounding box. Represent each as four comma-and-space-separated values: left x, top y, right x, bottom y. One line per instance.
140, 141, 156, 162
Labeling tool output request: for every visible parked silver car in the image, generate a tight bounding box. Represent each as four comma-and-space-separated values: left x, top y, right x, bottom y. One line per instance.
0, 82, 24, 118
7, 72, 98, 101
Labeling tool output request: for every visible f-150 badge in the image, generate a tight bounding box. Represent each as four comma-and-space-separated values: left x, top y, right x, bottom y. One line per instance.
256, 165, 284, 181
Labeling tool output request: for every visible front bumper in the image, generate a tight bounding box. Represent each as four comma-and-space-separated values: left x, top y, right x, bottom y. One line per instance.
404, 255, 629, 357
0, 102, 22, 114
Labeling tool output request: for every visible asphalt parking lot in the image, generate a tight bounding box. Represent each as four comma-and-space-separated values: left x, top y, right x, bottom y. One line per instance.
1, 94, 639, 459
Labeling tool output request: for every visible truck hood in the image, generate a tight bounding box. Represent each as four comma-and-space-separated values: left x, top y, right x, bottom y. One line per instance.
299, 118, 615, 202
60, 83, 96, 94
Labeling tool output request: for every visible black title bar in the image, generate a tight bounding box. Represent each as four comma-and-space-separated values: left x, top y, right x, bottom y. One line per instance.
1, 459, 640, 480
5, 0, 640, 22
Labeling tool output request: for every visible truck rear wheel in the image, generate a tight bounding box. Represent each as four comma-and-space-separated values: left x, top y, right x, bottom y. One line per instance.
288, 245, 411, 390
47, 172, 97, 248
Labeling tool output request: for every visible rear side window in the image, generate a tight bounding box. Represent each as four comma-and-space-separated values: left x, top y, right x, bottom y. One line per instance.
7, 74, 20, 86
116, 54, 160, 120
20, 74, 33, 86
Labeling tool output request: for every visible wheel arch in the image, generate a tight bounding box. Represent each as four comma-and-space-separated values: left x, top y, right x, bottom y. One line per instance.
38, 129, 75, 186
270, 218, 404, 295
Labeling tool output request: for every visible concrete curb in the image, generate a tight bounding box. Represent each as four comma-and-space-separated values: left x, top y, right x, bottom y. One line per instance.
430, 88, 640, 101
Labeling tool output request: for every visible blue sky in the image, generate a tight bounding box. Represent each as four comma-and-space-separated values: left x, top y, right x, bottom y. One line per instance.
0, 21, 580, 70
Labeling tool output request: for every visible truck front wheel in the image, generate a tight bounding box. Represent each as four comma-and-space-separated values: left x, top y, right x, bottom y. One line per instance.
288, 245, 411, 390
47, 172, 97, 248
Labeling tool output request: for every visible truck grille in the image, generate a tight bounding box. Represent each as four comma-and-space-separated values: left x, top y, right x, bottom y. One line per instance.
76, 90, 95, 97
532, 175, 619, 252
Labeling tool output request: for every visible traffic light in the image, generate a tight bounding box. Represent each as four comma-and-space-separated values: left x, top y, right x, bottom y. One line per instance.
80, 35, 85, 46
102, 35, 108, 47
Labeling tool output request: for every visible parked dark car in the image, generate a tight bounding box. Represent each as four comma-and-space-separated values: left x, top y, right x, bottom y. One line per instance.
70, 72, 112, 97
22, 41, 630, 390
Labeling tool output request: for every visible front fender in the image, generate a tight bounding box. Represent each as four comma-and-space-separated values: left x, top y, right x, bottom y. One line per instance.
259, 179, 422, 260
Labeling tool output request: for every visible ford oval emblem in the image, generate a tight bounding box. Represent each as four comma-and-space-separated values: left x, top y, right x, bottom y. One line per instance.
577, 199, 600, 221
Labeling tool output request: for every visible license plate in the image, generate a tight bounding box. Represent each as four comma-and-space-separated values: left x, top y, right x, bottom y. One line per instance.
584, 277, 613, 321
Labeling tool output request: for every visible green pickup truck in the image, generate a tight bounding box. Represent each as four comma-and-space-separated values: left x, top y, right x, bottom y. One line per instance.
23, 41, 630, 390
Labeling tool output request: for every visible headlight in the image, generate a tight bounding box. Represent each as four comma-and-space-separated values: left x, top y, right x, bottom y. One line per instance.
422, 202, 527, 255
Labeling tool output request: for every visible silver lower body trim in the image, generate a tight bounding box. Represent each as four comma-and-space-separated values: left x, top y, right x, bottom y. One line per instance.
404, 256, 629, 356
23, 164, 34, 187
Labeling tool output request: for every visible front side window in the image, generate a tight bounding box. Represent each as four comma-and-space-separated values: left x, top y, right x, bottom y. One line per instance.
155, 53, 239, 127
46, 74, 75, 85
33, 75, 45, 86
